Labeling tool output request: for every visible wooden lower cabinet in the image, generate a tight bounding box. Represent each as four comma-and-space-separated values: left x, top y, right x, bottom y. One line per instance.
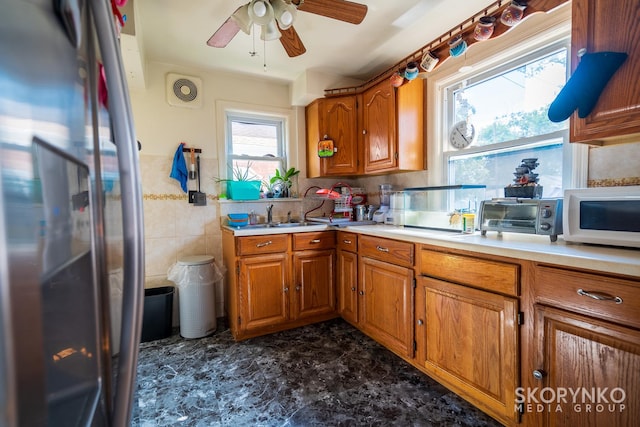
415, 276, 520, 425
292, 249, 335, 320
337, 249, 358, 325
359, 256, 414, 358
223, 229, 337, 340
238, 253, 289, 332
532, 304, 640, 426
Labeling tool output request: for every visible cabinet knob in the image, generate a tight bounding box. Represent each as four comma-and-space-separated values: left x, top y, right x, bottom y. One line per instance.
362, 129, 367, 135
533, 369, 546, 380
296, 285, 301, 291
283, 287, 289, 293
351, 287, 356, 292
577, 48, 587, 57
417, 319, 424, 326
359, 290, 364, 296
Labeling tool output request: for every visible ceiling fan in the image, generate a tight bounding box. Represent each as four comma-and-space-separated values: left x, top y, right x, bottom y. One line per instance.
207, 0, 368, 57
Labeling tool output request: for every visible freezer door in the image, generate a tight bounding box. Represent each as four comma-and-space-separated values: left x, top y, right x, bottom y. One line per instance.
0, 0, 143, 425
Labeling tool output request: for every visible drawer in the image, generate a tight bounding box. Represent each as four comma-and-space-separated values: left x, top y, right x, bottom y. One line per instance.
359, 235, 414, 267
236, 234, 289, 256
534, 265, 640, 329
419, 248, 519, 296
337, 232, 357, 252
292, 231, 336, 251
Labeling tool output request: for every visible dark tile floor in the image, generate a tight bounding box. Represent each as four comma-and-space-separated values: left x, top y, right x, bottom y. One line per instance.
132, 319, 502, 426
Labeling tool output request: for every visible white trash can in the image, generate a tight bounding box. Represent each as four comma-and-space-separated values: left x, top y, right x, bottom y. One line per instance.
167, 255, 221, 339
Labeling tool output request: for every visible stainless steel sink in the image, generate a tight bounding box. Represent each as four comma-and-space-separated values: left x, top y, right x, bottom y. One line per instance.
236, 222, 311, 229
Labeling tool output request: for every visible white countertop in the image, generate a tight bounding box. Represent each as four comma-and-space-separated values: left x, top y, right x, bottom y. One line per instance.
222, 223, 640, 278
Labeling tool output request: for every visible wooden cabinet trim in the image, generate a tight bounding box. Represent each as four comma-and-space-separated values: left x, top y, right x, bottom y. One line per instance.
359, 235, 414, 267
534, 264, 640, 329
419, 248, 520, 297
236, 234, 289, 256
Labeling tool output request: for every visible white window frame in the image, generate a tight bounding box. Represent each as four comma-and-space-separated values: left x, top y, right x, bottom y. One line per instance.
215, 100, 296, 181
426, 9, 588, 190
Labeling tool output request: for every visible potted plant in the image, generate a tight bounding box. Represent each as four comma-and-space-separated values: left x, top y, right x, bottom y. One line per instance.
269, 167, 300, 198
216, 161, 261, 200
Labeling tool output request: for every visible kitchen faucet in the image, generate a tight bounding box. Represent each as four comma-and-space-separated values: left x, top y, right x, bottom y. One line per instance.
266, 204, 274, 224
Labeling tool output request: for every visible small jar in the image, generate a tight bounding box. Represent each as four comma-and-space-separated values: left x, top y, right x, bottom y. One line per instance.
404, 61, 420, 80
389, 71, 404, 87
448, 35, 467, 58
474, 16, 496, 41
420, 51, 439, 72
500, 1, 527, 27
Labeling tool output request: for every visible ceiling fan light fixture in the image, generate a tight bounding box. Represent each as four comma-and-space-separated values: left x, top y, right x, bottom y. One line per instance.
260, 19, 282, 41
248, 0, 273, 25
230, 4, 252, 35
272, 0, 297, 29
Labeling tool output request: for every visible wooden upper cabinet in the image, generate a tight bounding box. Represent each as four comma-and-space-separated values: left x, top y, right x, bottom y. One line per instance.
363, 79, 397, 173
305, 95, 359, 177
570, 0, 640, 142
362, 78, 425, 174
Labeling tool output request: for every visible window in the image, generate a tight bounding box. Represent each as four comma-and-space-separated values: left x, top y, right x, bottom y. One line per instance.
226, 112, 287, 184
443, 41, 570, 200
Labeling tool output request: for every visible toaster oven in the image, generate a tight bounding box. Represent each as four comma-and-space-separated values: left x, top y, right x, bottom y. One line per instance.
478, 198, 563, 241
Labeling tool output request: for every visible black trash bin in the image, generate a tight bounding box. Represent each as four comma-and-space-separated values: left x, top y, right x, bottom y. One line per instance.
141, 286, 174, 342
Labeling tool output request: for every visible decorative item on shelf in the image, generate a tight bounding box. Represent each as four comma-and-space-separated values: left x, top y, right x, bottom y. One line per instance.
267, 166, 300, 198
317, 139, 334, 157
215, 161, 261, 200
389, 70, 405, 88
500, 0, 527, 27
474, 16, 496, 41
420, 51, 439, 72
404, 62, 419, 80
448, 35, 467, 58
505, 157, 543, 198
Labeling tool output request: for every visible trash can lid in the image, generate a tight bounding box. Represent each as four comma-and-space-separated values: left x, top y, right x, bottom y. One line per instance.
177, 255, 214, 266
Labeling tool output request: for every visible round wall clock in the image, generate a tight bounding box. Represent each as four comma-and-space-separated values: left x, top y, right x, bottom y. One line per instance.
449, 120, 475, 149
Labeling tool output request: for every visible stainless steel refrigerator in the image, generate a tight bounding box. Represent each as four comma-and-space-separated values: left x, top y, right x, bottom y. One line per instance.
0, 0, 144, 425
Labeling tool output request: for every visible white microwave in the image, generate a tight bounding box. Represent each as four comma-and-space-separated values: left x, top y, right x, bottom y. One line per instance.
563, 186, 640, 249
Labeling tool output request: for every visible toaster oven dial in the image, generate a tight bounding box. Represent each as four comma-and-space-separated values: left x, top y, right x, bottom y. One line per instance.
540, 208, 553, 218
539, 223, 551, 231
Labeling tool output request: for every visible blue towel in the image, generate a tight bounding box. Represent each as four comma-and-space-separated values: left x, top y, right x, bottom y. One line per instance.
169, 144, 188, 193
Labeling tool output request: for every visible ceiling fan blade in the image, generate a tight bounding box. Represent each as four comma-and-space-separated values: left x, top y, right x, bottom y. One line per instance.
279, 26, 306, 57
207, 14, 241, 47
294, 0, 367, 25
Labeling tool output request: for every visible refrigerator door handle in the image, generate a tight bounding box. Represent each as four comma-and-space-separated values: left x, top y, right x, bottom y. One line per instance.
90, 0, 145, 425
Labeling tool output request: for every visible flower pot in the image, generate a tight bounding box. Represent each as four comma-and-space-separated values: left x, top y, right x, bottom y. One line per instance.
227, 180, 261, 200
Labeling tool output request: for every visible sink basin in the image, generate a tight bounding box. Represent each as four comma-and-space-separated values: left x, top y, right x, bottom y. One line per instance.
233, 222, 311, 230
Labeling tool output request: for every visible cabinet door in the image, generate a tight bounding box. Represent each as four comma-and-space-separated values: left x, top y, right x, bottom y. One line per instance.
292, 249, 335, 320
533, 304, 640, 426
363, 80, 396, 173
359, 256, 413, 358
238, 253, 289, 332
570, 0, 640, 142
415, 276, 519, 425
337, 249, 358, 325
322, 95, 359, 175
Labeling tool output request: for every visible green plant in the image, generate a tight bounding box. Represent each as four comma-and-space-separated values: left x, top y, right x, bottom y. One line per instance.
269, 166, 299, 188
214, 161, 259, 182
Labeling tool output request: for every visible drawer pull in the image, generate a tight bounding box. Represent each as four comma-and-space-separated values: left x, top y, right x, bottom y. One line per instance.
577, 289, 623, 304
255, 240, 273, 248
343, 239, 352, 244
310, 239, 321, 244
376, 245, 389, 252
417, 319, 424, 326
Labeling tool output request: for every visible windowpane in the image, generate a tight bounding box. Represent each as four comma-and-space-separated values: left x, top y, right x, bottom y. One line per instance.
448, 141, 564, 199
230, 120, 281, 156
453, 49, 568, 147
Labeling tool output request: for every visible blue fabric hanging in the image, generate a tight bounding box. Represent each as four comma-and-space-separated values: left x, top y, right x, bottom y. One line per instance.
169, 144, 188, 193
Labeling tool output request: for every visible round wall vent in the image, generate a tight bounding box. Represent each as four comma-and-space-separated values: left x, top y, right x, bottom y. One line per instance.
173, 78, 198, 102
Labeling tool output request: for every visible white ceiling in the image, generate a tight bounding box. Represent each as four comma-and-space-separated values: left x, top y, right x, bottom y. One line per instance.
126, 0, 496, 85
